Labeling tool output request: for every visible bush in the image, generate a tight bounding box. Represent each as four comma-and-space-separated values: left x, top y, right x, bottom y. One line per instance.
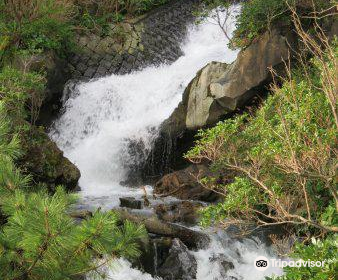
196, 0, 335, 49
234, 0, 336, 48
268, 235, 338, 280
0, 67, 46, 126
185, 43, 338, 234
233, 0, 289, 47
0, 68, 147, 280
75, 0, 170, 33
0, 0, 75, 62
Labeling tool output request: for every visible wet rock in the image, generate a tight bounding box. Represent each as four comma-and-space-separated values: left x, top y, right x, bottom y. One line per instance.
209, 253, 235, 278
119, 197, 144, 209
117, 209, 210, 249
121, 138, 148, 187
69, 210, 93, 224
158, 238, 197, 280
154, 164, 219, 202
135, 236, 172, 276
155, 201, 203, 225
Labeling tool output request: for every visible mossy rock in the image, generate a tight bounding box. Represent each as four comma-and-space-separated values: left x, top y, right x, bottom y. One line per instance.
19, 124, 80, 192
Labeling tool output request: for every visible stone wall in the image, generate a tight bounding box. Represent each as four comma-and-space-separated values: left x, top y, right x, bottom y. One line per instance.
67, 0, 200, 79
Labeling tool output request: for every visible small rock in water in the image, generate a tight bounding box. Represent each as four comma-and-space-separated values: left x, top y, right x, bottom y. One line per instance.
158, 238, 197, 280
119, 197, 144, 209
209, 253, 235, 278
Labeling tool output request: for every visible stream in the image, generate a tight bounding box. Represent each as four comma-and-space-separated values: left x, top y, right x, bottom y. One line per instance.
50, 7, 283, 280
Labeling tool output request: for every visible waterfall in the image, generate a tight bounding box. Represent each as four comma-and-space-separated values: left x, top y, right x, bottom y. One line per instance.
50, 8, 239, 209
51, 6, 283, 280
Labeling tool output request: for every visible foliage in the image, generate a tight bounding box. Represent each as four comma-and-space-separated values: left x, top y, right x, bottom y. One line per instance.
0, 67, 46, 125
0, 0, 75, 62
75, 0, 170, 34
232, 0, 289, 48
185, 46, 338, 234
198, 0, 335, 49
0, 67, 147, 279
0, 0, 171, 62
268, 235, 338, 280
233, 0, 335, 48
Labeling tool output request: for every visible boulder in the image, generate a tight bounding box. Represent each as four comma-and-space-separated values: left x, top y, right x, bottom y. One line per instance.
155, 200, 203, 225
19, 125, 80, 192
154, 164, 219, 202
119, 197, 144, 209
166, 27, 297, 132
158, 238, 197, 280
135, 236, 173, 276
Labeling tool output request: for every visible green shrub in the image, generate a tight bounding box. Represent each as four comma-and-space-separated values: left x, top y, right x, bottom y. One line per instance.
0, 0, 75, 62
234, 0, 336, 48
268, 235, 338, 280
197, 0, 335, 49
0, 71, 147, 280
75, 0, 170, 33
233, 0, 289, 47
185, 46, 338, 233
0, 67, 45, 126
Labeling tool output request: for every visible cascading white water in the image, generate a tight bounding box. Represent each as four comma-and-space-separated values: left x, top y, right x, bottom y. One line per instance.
51, 6, 283, 280
50, 8, 239, 208
91, 231, 283, 280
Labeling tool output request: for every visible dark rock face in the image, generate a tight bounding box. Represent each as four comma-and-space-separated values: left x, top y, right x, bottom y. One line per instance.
19, 126, 80, 192
158, 238, 197, 280
154, 164, 220, 202
119, 197, 144, 209
12, 51, 71, 127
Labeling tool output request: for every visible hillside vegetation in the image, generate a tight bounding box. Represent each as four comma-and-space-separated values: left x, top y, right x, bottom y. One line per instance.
0, 0, 169, 64
187, 0, 338, 279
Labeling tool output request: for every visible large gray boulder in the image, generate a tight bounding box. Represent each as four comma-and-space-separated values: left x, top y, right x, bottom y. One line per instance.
165, 27, 297, 132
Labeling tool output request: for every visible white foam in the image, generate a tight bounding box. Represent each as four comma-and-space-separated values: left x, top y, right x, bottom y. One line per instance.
51, 7, 283, 280
50, 7, 239, 208
192, 231, 283, 280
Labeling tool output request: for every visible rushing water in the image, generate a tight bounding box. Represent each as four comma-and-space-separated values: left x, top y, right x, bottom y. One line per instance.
51, 7, 283, 280
87, 231, 283, 280
50, 8, 239, 209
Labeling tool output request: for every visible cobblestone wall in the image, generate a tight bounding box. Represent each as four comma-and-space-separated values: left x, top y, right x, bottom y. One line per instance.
67, 0, 200, 79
